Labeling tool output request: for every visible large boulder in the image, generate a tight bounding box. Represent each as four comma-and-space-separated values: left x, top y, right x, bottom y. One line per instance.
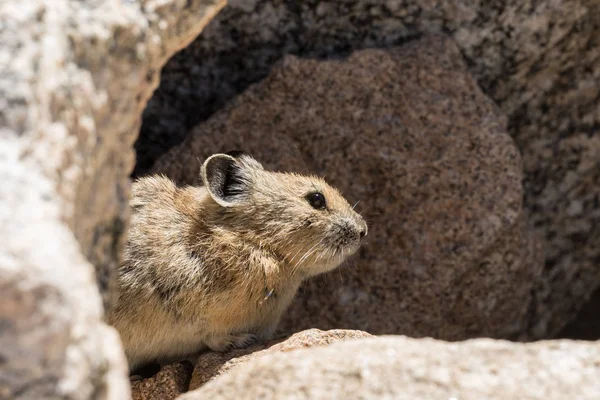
189, 329, 372, 390
0, 0, 225, 398
179, 336, 600, 399
153, 35, 543, 340
129, 329, 372, 398
140, 0, 600, 339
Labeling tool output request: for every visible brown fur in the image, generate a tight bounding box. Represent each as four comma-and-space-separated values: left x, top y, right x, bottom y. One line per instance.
107, 153, 367, 370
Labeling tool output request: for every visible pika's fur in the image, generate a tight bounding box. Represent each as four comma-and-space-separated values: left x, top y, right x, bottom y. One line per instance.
108, 152, 367, 370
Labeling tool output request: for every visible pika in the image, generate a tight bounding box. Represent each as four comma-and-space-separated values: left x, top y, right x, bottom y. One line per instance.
108, 152, 367, 370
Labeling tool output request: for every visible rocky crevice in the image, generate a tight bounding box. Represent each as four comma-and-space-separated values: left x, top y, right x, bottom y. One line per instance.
2, 0, 599, 398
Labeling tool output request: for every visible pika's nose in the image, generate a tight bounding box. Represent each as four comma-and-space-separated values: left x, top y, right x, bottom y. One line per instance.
358, 221, 368, 238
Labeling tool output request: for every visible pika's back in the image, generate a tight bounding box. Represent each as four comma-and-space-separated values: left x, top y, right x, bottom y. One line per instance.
130, 175, 177, 209
126, 175, 200, 257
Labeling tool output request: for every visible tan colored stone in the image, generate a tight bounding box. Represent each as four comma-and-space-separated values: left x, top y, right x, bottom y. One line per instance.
153, 35, 542, 340
190, 329, 372, 390
0, 0, 224, 398
179, 336, 600, 400
131, 362, 193, 400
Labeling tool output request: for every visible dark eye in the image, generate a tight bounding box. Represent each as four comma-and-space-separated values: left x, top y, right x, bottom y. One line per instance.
306, 192, 327, 210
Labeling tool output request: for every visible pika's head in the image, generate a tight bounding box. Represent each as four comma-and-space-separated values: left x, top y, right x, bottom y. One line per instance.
201, 151, 367, 277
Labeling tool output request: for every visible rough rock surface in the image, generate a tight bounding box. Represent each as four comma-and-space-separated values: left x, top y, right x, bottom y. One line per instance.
153, 35, 542, 340
0, 0, 224, 398
131, 362, 193, 400
139, 0, 600, 338
190, 329, 372, 390
179, 336, 600, 400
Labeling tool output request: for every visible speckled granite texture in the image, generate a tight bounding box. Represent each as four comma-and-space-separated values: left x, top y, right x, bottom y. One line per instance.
0, 0, 224, 397
139, 0, 600, 339
181, 337, 600, 400
128, 329, 371, 396
189, 329, 373, 390
153, 35, 543, 340
131, 362, 193, 400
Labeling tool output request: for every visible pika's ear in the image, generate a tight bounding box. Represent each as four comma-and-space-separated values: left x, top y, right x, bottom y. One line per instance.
225, 149, 265, 170
201, 154, 251, 207
224, 150, 248, 159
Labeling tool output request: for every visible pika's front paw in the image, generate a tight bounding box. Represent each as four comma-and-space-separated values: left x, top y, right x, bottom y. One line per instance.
206, 333, 258, 352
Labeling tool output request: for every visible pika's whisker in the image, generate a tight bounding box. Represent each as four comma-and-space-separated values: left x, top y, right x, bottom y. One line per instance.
352, 200, 361, 210
288, 246, 305, 264
293, 238, 325, 273
356, 206, 371, 216
294, 242, 321, 270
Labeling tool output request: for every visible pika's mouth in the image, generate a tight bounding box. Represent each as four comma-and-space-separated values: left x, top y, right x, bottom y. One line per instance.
332, 240, 361, 260
297, 240, 360, 277
288, 220, 366, 276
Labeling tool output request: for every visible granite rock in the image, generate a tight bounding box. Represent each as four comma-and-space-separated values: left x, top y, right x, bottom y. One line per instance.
0, 0, 224, 398
153, 35, 542, 340
179, 336, 600, 400
189, 329, 373, 390
139, 0, 600, 339
131, 362, 193, 400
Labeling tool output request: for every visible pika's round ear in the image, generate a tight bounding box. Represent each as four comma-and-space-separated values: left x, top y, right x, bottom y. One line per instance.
225, 150, 265, 170
201, 154, 251, 207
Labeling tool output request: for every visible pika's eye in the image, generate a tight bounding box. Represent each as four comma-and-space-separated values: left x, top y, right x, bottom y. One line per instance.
306, 192, 327, 210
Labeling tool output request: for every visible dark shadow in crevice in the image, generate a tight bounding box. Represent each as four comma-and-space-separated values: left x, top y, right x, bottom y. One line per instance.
556, 286, 600, 340
133, 2, 426, 177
